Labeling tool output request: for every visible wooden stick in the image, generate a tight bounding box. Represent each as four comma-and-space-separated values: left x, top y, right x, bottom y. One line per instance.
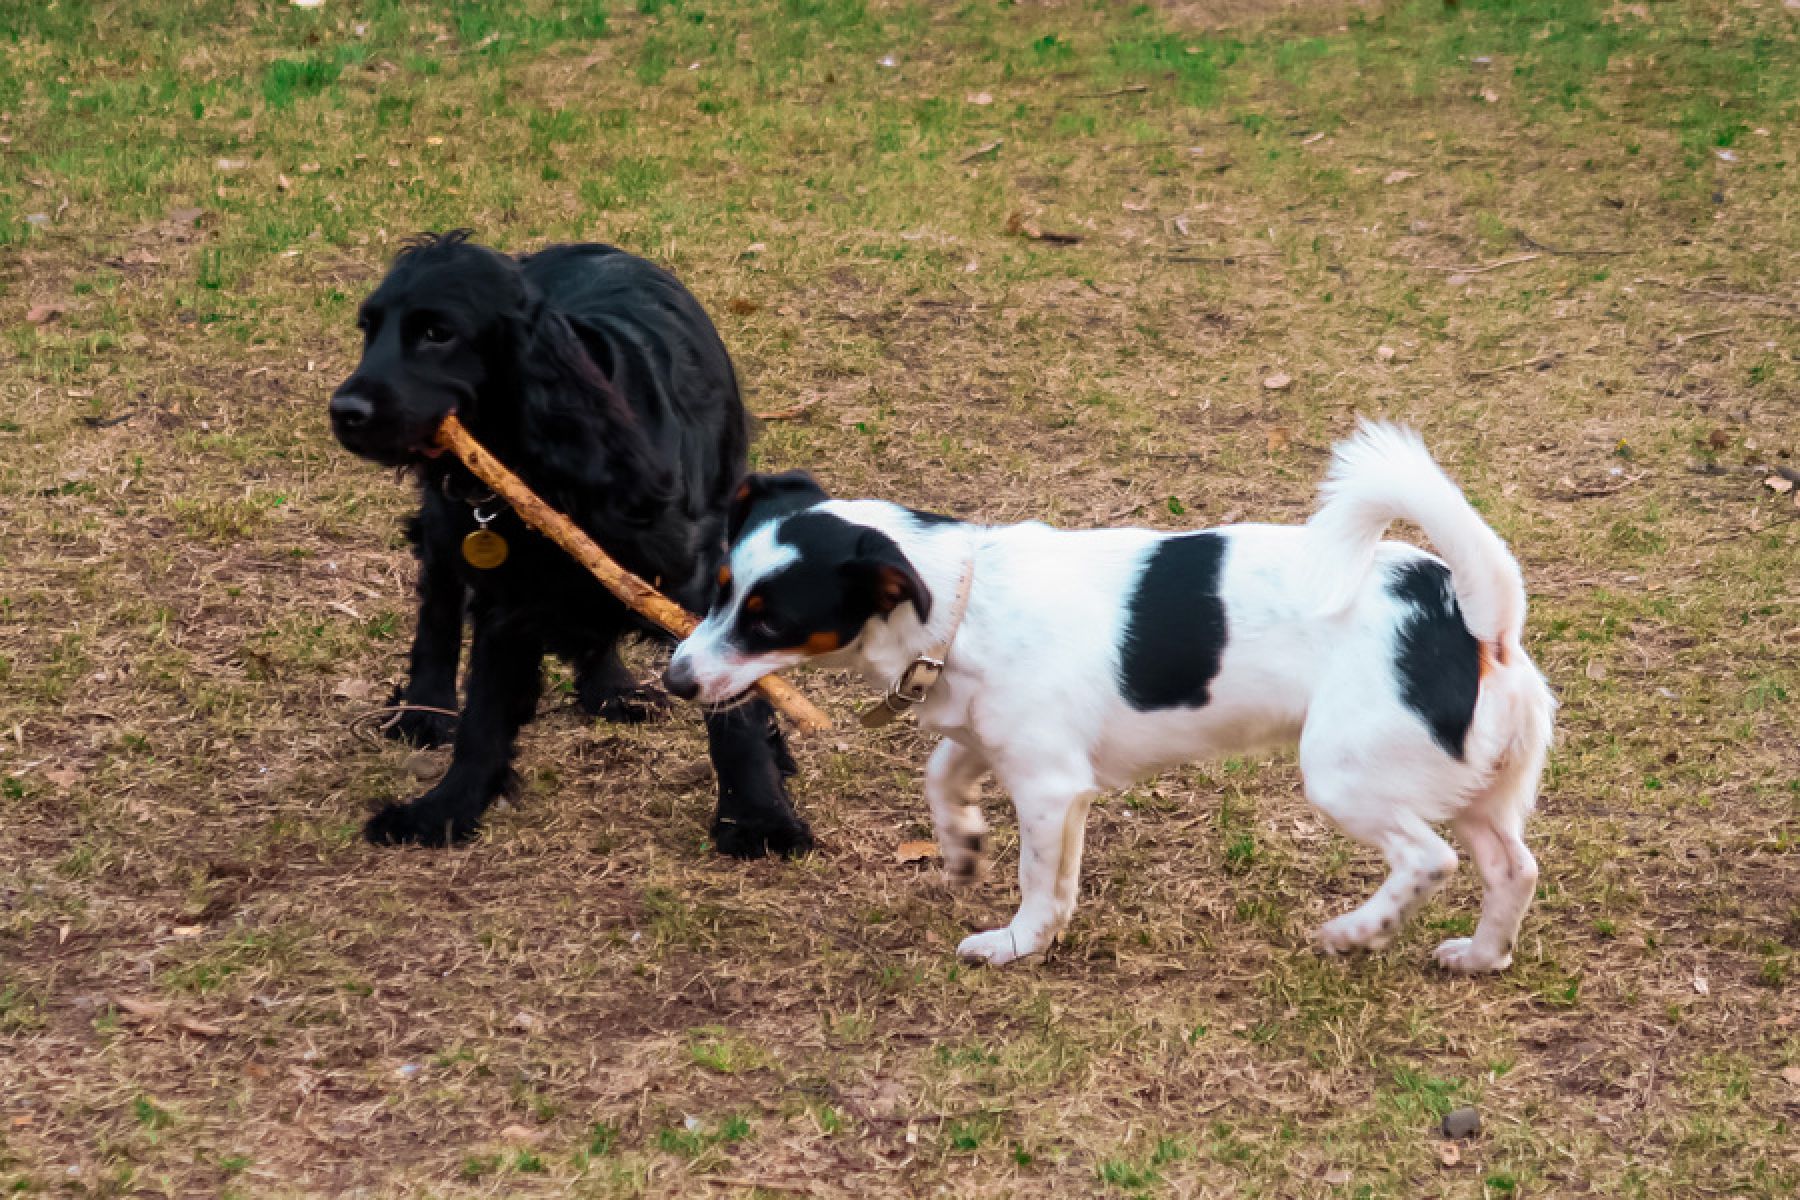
435, 414, 832, 735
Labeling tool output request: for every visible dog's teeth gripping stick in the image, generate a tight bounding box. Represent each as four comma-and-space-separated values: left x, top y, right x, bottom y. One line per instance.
434, 414, 832, 735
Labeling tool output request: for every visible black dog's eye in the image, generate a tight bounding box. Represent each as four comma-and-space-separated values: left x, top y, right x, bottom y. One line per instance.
746, 616, 780, 641
420, 323, 455, 345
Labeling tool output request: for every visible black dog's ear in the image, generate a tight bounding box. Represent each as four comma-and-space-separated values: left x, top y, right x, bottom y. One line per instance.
843, 529, 933, 623
727, 470, 830, 544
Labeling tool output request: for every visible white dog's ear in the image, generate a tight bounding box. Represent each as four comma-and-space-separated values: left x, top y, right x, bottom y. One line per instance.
844, 531, 933, 622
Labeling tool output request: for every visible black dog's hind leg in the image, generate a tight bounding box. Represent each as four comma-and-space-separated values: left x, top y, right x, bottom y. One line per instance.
385, 506, 464, 747
366, 609, 542, 846
575, 641, 673, 725
705, 696, 811, 859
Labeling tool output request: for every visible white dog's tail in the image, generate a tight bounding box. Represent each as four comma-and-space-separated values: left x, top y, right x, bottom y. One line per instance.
1306, 421, 1527, 660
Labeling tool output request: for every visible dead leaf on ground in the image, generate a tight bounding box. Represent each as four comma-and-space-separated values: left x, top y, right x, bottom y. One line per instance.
113, 995, 170, 1021
26, 303, 63, 325
896, 840, 939, 864
332, 679, 374, 703
1262, 372, 1292, 391
1585, 659, 1608, 682
499, 1124, 545, 1145
965, 91, 993, 106
1321, 1167, 1352, 1185
175, 1016, 225, 1038
1382, 169, 1418, 185
1005, 211, 1081, 244
1437, 1142, 1463, 1167
1266, 426, 1293, 453
1765, 474, 1795, 495
726, 296, 760, 316
1707, 428, 1732, 450
1779, 1066, 1800, 1087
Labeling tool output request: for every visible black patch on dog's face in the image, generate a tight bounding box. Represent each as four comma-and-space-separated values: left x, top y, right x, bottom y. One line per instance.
1388, 558, 1479, 759
1117, 532, 1229, 710
721, 510, 932, 659
728, 471, 831, 544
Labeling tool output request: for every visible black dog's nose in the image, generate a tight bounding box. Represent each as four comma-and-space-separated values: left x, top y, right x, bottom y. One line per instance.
663, 657, 700, 701
329, 389, 374, 429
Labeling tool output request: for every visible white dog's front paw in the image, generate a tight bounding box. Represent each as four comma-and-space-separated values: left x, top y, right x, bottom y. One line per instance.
956, 926, 1045, 966
1432, 937, 1511, 973
1315, 908, 1399, 956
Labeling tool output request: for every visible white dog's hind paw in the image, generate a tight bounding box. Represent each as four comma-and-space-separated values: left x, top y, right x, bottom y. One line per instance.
956, 927, 1044, 966
1315, 908, 1400, 956
1432, 937, 1511, 973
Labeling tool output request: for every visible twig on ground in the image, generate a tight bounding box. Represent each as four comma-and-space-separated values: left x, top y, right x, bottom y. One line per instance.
1698, 512, 1800, 545
1161, 252, 1279, 264
1466, 351, 1557, 378
1669, 326, 1738, 346
1422, 253, 1540, 275
1515, 230, 1626, 257
752, 398, 818, 421
1075, 83, 1150, 98
1544, 470, 1646, 500
1635, 278, 1800, 312
347, 704, 459, 745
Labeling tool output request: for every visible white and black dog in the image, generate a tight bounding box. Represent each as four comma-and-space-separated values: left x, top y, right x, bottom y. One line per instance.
665, 424, 1555, 971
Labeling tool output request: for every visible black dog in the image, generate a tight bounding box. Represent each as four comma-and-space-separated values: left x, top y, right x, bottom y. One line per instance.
329, 231, 812, 856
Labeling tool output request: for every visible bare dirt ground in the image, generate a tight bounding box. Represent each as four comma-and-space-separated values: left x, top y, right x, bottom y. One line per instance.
1, 1, 1796, 1196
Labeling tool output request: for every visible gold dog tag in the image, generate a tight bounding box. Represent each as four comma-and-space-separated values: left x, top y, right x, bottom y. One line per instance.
461, 529, 509, 569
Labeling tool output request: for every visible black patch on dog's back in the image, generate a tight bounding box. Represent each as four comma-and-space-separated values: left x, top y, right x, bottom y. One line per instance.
1388, 558, 1479, 760
1118, 533, 1229, 710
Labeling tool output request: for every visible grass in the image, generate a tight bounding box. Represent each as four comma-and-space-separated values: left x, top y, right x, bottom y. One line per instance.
1, 0, 1798, 1195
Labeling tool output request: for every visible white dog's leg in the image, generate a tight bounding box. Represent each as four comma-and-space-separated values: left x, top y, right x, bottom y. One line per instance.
958, 769, 1095, 966
1434, 810, 1537, 972
1308, 780, 1459, 956
925, 740, 990, 883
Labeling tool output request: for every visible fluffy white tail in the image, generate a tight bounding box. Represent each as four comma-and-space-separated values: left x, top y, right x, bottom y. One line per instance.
1306, 421, 1527, 656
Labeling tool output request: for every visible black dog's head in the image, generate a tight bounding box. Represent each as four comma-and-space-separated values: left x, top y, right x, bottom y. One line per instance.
329, 230, 532, 466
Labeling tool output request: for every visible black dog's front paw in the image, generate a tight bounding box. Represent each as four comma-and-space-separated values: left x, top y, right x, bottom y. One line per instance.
711, 814, 816, 860
364, 798, 481, 847
381, 685, 457, 747
578, 682, 674, 725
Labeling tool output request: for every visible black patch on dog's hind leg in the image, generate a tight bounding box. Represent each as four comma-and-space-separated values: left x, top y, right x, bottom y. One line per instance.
1387, 559, 1481, 759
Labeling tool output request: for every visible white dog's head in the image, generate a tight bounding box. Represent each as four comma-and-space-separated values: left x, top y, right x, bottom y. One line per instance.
665, 472, 933, 704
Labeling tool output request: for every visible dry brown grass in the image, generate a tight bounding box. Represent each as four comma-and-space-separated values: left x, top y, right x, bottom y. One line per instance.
1, 0, 1796, 1196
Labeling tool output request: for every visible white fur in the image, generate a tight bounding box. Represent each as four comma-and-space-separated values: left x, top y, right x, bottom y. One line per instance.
671, 423, 1556, 971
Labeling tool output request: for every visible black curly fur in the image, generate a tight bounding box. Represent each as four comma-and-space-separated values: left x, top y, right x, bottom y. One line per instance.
329, 233, 811, 856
